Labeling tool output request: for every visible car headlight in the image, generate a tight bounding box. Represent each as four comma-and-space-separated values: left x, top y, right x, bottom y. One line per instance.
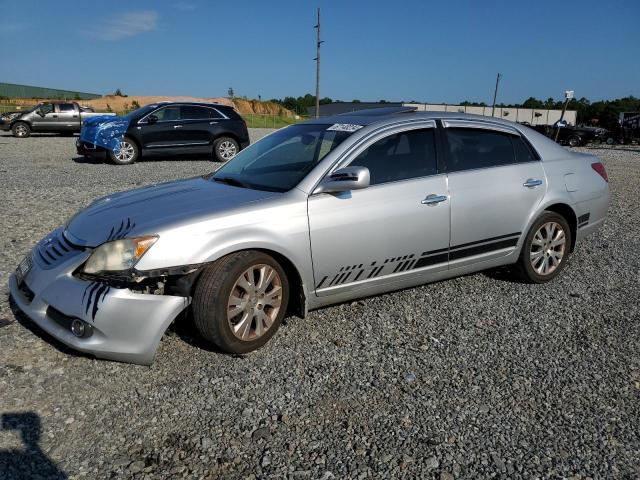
83, 236, 157, 274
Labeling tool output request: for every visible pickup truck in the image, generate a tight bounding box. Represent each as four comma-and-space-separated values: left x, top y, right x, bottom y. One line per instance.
0, 101, 114, 138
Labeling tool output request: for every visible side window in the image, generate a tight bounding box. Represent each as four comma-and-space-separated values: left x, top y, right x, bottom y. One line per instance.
349, 128, 437, 185
511, 135, 538, 163
209, 108, 225, 119
180, 106, 210, 120
445, 128, 516, 172
153, 106, 181, 121
39, 104, 54, 115
58, 103, 75, 112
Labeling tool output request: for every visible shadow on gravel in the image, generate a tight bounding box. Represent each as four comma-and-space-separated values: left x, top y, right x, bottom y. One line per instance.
585, 146, 640, 153
0, 412, 68, 480
482, 266, 525, 284
72, 154, 217, 165
8, 296, 92, 361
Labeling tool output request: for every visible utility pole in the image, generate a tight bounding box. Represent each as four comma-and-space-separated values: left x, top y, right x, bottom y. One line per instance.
554, 90, 574, 142
491, 73, 501, 117
313, 8, 323, 118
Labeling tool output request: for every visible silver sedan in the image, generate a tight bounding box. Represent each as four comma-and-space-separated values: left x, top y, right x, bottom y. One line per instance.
9, 108, 610, 364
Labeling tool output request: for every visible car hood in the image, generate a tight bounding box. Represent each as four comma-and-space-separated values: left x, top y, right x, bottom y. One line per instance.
65, 176, 279, 247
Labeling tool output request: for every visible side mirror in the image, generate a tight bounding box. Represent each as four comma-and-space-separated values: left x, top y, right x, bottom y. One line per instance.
315, 166, 370, 194
147, 114, 158, 124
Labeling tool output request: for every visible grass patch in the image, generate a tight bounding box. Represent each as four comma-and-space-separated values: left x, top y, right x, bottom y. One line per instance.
241, 114, 303, 129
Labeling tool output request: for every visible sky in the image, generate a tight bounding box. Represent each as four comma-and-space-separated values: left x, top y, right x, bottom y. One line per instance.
0, 0, 638, 104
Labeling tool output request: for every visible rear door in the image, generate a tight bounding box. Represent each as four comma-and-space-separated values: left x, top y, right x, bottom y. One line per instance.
308, 122, 450, 297
178, 105, 225, 153
442, 120, 545, 268
55, 103, 79, 132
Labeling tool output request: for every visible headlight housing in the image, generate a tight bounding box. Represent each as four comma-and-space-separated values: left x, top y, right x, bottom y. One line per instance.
82, 236, 157, 274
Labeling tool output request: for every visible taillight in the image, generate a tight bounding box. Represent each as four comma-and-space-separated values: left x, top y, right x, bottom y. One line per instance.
591, 162, 608, 182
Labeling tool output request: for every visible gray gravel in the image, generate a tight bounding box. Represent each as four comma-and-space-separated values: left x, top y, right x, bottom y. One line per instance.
0, 133, 639, 479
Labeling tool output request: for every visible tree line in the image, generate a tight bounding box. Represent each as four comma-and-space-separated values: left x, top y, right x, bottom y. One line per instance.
270, 94, 639, 131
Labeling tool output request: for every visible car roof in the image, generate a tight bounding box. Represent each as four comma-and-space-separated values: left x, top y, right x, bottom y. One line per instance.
153, 101, 229, 108
302, 106, 529, 130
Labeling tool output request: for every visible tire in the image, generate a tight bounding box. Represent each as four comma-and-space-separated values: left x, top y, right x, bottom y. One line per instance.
192, 251, 289, 353
567, 136, 581, 147
213, 136, 239, 162
108, 137, 139, 165
515, 211, 572, 284
12, 122, 31, 138
606, 137, 615, 145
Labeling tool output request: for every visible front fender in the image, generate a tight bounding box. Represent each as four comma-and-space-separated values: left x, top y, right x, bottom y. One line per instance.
134, 199, 314, 301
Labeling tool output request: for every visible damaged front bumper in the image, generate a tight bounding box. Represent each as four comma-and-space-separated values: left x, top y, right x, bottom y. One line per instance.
76, 138, 108, 157
9, 228, 189, 365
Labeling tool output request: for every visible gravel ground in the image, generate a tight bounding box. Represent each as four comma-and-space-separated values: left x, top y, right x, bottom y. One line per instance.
0, 133, 638, 479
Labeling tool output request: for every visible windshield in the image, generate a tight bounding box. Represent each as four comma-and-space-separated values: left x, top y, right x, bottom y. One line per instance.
125, 104, 157, 120
212, 124, 354, 192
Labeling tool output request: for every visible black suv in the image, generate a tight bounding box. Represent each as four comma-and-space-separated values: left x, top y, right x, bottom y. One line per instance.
76, 102, 249, 164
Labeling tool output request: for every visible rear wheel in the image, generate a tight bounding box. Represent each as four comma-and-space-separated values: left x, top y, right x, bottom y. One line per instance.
108, 137, 139, 165
193, 251, 289, 353
213, 136, 239, 162
12, 122, 30, 138
516, 211, 572, 283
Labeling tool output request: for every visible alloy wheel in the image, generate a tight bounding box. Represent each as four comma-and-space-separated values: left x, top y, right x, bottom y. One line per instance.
530, 221, 566, 275
15, 125, 28, 137
227, 264, 283, 341
115, 141, 135, 162
218, 141, 237, 160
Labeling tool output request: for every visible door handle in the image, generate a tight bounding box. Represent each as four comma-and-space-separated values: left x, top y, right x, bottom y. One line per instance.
52, 115, 58, 118
173, 125, 183, 129
523, 179, 543, 188
209, 121, 218, 125
421, 194, 448, 205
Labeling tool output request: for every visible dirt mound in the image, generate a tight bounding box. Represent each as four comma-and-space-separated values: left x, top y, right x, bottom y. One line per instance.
5, 95, 293, 116
84, 96, 293, 116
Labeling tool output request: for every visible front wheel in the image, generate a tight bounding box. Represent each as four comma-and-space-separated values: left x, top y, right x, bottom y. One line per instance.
193, 251, 289, 353
567, 136, 581, 147
108, 137, 139, 165
12, 122, 31, 138
213, 136, 239, 162
516, 211, 572, 283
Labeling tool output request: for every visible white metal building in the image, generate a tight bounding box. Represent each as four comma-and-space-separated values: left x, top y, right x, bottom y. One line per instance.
402, 103, 577, 126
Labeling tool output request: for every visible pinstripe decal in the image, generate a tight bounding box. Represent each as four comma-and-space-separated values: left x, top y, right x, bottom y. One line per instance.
314, 233, 521, 291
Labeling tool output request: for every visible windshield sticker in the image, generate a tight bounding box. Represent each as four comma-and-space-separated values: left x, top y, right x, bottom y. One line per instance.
327, 123, 364, 132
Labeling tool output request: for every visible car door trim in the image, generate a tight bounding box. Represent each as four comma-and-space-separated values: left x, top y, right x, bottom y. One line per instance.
314, 231, 522, 293
138, 104, 229, 124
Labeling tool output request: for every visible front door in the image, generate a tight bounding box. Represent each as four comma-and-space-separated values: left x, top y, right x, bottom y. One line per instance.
442, 121, 546, 268
139, 105, 185, 152
308, 123, 450, 297
31, 103, 56, 131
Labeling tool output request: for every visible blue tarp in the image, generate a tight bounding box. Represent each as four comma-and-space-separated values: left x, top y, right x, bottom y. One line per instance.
80, 115, 131, 152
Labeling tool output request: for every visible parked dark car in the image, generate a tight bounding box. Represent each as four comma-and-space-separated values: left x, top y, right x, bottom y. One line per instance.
0, 102, 113, 137
76, 102, 250, 165
530, 124, 613, 147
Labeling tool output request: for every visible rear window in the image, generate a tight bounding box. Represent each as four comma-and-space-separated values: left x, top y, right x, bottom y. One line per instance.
181, 106, 213, 120
58, 103, 75, 112
445, 128, 537, 172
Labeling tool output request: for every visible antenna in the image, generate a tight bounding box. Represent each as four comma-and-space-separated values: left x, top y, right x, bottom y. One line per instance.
491, 73, 501, 117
